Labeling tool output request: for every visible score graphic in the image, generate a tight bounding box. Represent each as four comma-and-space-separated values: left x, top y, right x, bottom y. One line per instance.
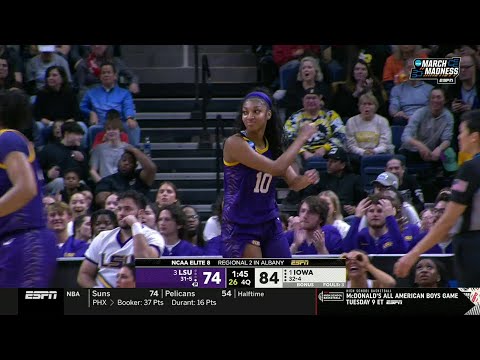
136, 258, 346, 288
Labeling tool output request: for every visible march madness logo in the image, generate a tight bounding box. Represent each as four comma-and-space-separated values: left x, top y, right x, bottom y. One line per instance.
410, 57, 461, 84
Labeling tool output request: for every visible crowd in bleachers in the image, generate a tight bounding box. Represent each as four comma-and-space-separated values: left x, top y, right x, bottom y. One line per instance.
2, 44, 476, 288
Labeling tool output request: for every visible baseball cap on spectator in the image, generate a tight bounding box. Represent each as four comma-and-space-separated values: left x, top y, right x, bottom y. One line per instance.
324, 147, 348, 163
38, 45, 56, 52
372, 172, 399, 189
304, 87, 325, 99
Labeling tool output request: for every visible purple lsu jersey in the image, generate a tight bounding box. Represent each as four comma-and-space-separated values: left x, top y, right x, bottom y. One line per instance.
0, 130, 47, 237
223, 132, 279, 225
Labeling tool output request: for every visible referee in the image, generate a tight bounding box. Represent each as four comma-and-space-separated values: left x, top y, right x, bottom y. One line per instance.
394, 109, 480, 286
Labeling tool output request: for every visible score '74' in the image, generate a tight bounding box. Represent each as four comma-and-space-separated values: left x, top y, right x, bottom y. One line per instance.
204, 271, 222, 284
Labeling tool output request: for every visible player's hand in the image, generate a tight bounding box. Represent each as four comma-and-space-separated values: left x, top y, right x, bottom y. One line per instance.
298, 122, 317, 142
313, 147, 326, 157
304, 169, 320, 185
302, 151, 314, 160
394, 252, 418, 278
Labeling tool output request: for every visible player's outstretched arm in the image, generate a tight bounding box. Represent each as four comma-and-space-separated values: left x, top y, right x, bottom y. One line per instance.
224, 123, 317, 176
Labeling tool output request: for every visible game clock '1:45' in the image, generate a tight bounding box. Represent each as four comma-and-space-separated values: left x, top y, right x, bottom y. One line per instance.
255, 268, 283, 288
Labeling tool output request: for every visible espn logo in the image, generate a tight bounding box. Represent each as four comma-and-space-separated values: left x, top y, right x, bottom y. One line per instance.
291, 260, 309, 266
25, 291, 58, 300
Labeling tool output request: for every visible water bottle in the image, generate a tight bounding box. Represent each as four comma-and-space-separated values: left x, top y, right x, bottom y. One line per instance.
143, 137, 151, 157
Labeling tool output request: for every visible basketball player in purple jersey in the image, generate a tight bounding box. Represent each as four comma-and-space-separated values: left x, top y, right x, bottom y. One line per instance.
222, 89, 319, 258
0, 90, 57, 287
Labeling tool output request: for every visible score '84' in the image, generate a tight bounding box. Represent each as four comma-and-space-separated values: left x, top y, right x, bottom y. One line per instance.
255, 269, 283, 288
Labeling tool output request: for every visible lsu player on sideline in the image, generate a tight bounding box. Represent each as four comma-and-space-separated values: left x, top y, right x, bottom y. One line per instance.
77, 190, 164, 288
0, 89, 57, 287
222, 88, 319, 258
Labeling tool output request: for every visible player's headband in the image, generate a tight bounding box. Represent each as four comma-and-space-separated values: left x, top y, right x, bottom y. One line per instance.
244, 91, 272, 109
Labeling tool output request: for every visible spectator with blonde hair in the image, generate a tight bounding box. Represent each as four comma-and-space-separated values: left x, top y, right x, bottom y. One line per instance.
282, 56, 331, 119
318, 190, 350, 239
345, 93, 393, 172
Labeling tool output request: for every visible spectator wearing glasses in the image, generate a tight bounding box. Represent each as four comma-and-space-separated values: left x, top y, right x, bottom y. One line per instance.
182, 206, 204, 248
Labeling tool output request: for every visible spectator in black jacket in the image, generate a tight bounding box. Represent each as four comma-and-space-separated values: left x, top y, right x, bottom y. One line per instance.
385, 156, 425, 213
38, 121, 88, 196
303, 147, 367, 217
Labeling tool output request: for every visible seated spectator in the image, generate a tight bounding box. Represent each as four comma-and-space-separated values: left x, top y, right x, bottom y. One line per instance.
410, 190, 454, 254
389, 58, 434, 126
385, 156, 425, 213
284, 87, 345, 165
156, 181, 180, 207
77, 190, 164, 288
82, 189, 94, 213
0, 57, 21, 91
282, 56, 331, 119
42, 195, 56, 209
382, 45, 428, 96
343, 195, 409, 254
72, 214, 92, 244
33, 65, 86, 148
332, 58, 387, 120
69, 192, 89, 220
46, 201, 71, 251
283, 88, 346, 203
203, 193, 223, 241
182, 206, 205, 248
116, 263, 136, 288
80, 61, 140, 147
38, 121, 88, 195
400, 87, 454, 174
0, 45, 23, 86
344, 250, 396, 288
104, 193, 119, 213
318, 190, 350, 239
91, 209, 118, 238
361, 172, 421, 229
46, 202, 88, 257
157, 204, 204, 256
25, 45, 72, 95
412, 258, 448, 288
303, 147, 367, 217
59, 168, 91, 205
273, 45, 322, 91
345, 93, 393, 171
94, 147, 157, 208
446, 54, 480, 150
142, 202, 160, 231
285, 196, 343, 255
76, 45, 139, 96
89, 109, 129, 183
